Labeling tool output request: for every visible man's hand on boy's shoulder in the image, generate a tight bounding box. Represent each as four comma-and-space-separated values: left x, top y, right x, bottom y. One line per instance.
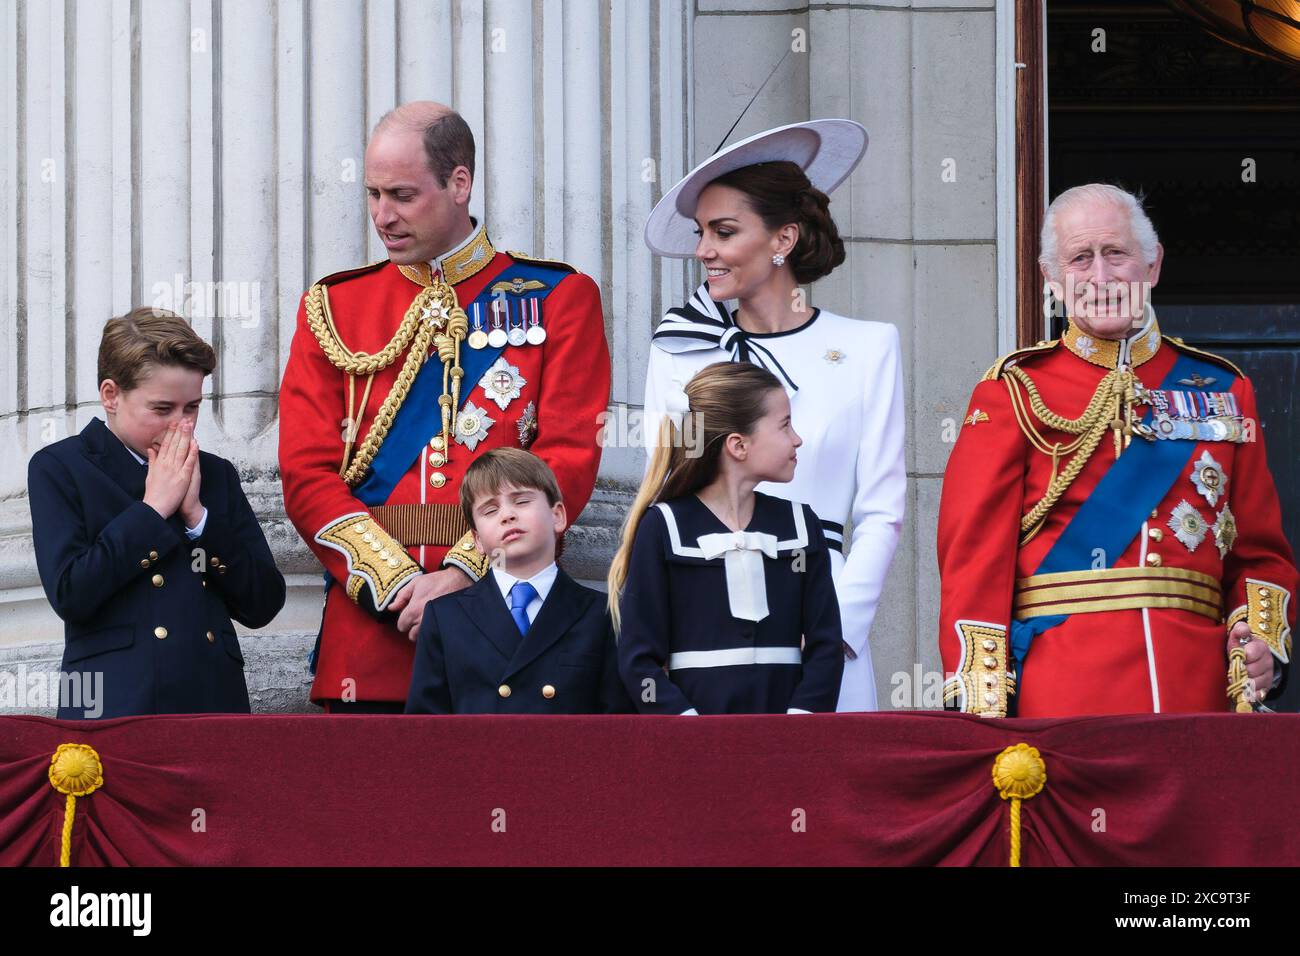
392, 567, 475, 641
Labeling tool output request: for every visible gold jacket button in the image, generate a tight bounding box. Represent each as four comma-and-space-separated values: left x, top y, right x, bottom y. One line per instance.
1146, 553, 1162, 567
149, 550, 159, 561
430, 436, 445, 451
498, 684, 511, 698
210, 556, 221, 567
201, 579, 207, 588
542, 684, 556, 699
429, 452, 446, 467
429, 471, 447, 488
139, 558, 151, 569
218, 565, 228, 574
154, 626, 168, 640
206, 631, 215, 643
1150, 509, 1159, 519
151, 574, 164, 587
1148, 528, 1164, 542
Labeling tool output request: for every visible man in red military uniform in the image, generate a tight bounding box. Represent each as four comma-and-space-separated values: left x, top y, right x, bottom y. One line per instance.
279, 102, 610, 711
938, 183, 1295, 717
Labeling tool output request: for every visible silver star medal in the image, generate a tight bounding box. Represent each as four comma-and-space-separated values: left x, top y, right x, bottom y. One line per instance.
1190, 450, 1227, 507
455, 400, 495, 451
479, 357, 526, 411
1167, 500, 1209, 553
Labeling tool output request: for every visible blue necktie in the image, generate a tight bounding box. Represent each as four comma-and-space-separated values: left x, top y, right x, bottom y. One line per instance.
509, 581, 538, 636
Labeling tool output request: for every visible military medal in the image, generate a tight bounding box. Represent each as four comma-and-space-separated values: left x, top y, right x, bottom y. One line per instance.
1168, 500, 1209, 553
454, 400, 495, 451
1213, 505, 1237, 558
487, 299, 508, 348
525, 298, 547, 344
479, 357, 526, 411
1190, 451, 1227, 507
467, 302, 489, 349
506, 301, 528, 347
517, 400, 538, 448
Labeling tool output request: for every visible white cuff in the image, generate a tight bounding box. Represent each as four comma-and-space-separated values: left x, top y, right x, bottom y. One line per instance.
787, 708, 812, 715
680, 708, 700, 716
185, 507, 209, 539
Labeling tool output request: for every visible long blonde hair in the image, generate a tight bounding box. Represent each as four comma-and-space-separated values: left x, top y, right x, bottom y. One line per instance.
608, 361, 783, 633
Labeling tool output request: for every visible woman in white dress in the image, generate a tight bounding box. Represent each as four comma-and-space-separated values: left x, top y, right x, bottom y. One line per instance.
640, 120, 906, 711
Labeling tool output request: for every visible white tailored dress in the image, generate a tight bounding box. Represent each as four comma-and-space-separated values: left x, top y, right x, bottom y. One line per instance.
642, 282, 906, 711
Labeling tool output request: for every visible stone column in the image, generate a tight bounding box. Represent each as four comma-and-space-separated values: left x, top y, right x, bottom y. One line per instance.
0, 0, 693, 713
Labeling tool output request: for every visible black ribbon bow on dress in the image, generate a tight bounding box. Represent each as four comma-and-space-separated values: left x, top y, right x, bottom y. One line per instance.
650, 281, 799, 391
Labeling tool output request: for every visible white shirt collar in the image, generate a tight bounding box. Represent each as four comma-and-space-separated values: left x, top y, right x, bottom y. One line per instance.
107, 424, 147, 465
492, 561, 559, 605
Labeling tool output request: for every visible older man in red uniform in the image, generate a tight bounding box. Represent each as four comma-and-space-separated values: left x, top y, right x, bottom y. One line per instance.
279, 102, 609, 712
938, 183, 1294, 717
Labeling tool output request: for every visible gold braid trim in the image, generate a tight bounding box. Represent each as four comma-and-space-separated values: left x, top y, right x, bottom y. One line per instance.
1005, 364, 1144, 542
306, 282, 432, 375
305, 281, 468, 488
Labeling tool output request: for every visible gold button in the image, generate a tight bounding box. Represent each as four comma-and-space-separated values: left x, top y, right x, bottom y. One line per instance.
370, 540, 382, 552
218, 565, 227, 574
984, 692, 998, 706
201, 579, 207, 588
1146, 553, 1162, 567
1148, 528, 1163, 542
462, 541, 474, 550
429, 472, 446, 488
542, 684, 556, 699
154, 626, 168, 640
206, 631, 215, 643
152, 574, 164, 587
352, 522, 367, 533
362, 532, 374, 543
430, 436, 445, 451
139, 558, 150, 569
428, 452, 446, 467
498, 684, 511, 698
210, 557, 220, 567
1150, 509, 1159, 519
981, 640, 996, 652
387, 558, 400, 568
149, 551, 159, 561
982, 656, 997, 668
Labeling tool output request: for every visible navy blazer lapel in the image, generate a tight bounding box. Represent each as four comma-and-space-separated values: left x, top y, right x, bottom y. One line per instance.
82, 417, 147, 500
460, 570, 526, 662
504, 570, 590, 677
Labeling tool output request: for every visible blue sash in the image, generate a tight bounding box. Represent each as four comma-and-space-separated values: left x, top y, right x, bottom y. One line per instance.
353, 261, 568, 506
1008, 351, 1236, 683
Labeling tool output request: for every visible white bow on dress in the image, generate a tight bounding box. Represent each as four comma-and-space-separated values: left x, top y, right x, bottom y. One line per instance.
696, 530, 779, 622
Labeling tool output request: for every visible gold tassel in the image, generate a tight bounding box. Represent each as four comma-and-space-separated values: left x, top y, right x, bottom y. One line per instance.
48, 743, 104, 867
992, 743, 1047, 867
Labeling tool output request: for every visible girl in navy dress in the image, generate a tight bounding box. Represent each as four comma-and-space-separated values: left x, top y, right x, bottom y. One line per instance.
608, 361, 843, 714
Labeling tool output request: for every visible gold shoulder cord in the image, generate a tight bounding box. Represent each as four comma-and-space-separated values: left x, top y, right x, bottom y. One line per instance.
305, 280, 468, 487
1004, 364, 1143, 543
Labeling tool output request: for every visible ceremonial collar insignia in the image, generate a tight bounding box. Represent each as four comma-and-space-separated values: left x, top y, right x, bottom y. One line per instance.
398, 220, 496, 288
1062, 308, 1162, 370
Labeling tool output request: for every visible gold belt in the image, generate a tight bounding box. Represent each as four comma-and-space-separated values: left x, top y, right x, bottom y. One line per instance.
1014, 566, 1223, 622
368, 503, 470, 548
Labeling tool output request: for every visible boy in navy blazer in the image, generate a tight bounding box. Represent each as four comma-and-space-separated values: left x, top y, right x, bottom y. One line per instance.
27, 308, 285, 719
405, 448, 630, 714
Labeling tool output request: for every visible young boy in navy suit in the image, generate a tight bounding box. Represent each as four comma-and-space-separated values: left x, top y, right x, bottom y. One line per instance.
27, 308, 285, 718
405, 448, 629, 714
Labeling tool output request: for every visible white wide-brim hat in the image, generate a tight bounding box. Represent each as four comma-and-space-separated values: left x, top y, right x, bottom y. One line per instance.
644, 118, 868, 258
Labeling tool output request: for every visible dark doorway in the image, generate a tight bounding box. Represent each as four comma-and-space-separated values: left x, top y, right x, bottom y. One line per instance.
1046, 2, 1300, 709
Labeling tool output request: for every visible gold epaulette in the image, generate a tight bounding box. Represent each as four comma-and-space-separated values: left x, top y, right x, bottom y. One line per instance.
981, 340, 1058, 382
1164, 336, 1245, 379
505, 250, 579, 274
316, 259, 389, 288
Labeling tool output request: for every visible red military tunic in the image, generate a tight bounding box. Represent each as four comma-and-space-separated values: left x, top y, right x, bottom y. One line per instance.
279, 222, 610, 704
938, 312, 1296, 717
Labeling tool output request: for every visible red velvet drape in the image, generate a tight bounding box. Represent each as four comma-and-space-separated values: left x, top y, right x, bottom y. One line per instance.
2, 712, 1295, 866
